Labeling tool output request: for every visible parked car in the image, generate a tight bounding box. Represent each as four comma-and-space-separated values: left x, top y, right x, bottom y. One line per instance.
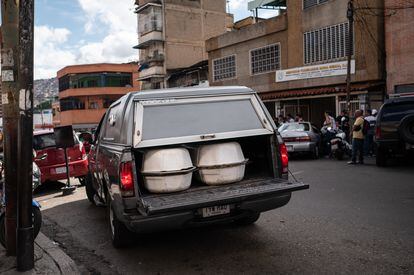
33, 129, 89, 184
85, 86, 309, 248
278, 122, 321, 159
375, 96, 414, 166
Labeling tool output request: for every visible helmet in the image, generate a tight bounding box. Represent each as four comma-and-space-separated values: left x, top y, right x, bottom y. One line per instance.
372, 109, 378, 116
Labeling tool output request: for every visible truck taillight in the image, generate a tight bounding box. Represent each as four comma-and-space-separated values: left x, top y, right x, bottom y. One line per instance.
375, 126, 381, 140
279, 143, 289, 174
120, 162, 134, 197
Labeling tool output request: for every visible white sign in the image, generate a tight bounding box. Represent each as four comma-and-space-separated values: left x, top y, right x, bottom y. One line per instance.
276, 60, 355, 82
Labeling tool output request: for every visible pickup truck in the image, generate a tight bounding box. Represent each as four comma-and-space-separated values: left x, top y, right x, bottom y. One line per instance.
85, 86, 309, 247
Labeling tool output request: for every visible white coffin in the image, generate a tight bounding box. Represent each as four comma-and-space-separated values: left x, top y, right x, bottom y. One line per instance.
193, 142, 248, 185
142, 148, 195, 193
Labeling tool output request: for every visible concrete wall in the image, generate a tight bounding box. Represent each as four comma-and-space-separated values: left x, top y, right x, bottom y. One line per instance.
384, 0, 414, 93
164, 0, 229, 69
207, 0, 385, 94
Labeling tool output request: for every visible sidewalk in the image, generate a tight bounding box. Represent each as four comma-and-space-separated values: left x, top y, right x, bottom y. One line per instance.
0, 232, 79, 275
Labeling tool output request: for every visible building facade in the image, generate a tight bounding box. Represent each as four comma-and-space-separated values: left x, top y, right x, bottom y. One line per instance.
384, 0, 414, 96
134, 0, 232, 90
55, 63, 140, 131
207, 0, 385, 126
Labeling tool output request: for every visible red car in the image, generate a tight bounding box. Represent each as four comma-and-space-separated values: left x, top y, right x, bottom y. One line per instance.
33, 129, 88, 184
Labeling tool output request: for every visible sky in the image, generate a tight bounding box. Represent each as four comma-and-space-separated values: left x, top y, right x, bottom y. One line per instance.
3, 0, 278, 79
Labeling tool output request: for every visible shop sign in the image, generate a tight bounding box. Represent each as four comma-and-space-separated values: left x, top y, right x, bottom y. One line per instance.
276, 60, 355, 82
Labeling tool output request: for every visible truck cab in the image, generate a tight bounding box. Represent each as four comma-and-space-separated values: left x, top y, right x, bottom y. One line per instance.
86, 86, 308, 247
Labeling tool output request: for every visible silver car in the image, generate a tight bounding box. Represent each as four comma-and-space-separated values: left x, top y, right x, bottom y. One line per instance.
278, 122, 321, 159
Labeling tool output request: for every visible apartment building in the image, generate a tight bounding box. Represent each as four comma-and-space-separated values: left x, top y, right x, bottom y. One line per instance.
134, 0, 232, 89
207, 0, 385, 126
384, 0, 414, 96
55, 63, 140, 131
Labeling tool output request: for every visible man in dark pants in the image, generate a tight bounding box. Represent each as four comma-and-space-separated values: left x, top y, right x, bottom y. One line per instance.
348, 110, 365, 164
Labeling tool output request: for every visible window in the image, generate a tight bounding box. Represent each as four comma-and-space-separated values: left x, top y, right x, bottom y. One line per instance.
250, 44, 281, 75
60, 98, 85, 111
304, 22, 352, 65
303, 0, 330, 9
33, 134, 56, 150
89, 102, 99, 109
138, 5, 162, 35
213, 55, 236, 82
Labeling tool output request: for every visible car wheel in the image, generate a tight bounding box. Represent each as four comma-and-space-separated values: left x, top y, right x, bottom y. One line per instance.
108, 199, 133, 248
376, 147, 388, 167
0, 213, 5, 248
85, 172, 97, 205
399, 115, 414, 144
312, 146, 320, 159
234, 212, 260, 226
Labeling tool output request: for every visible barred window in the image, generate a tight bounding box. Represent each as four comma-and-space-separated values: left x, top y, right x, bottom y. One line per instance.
303, 22, 353, 65
250, 44, 281, 75
303, 0, 330, 9
213, 55, 236, 82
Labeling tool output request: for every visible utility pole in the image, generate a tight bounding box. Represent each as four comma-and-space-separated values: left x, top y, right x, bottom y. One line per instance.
1, 0, 20, 256
16, 0, 35, 271
346, 0, 354, 113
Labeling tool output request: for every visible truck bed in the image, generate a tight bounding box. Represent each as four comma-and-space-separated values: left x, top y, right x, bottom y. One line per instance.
138, 177, 308, 215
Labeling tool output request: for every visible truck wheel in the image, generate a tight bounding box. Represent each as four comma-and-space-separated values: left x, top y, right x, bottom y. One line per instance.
85, 172, 97, 205
399, 115, 414, 144
376, 148, 387, 167
108, 199, 133, 248
0, 213, 5, 248
235, 212, 260, 226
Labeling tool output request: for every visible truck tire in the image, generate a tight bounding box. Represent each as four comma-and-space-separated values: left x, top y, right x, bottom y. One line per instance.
235, 212, 261, 226
108, 199, 133, 248
78, 176, 86, 186
376, 147, 387, 167
399, 115, 414, 144
85, 172, 97, 205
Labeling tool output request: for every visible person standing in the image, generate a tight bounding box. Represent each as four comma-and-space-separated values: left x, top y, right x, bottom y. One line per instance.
364, 109, 376, 156
323, 111, 337, 130
348, 110, 365, 164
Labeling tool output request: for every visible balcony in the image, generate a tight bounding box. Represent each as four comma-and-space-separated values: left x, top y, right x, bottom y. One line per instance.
138, 65, 165, 81
143, 53, 165, 63
134, 30, 163, 49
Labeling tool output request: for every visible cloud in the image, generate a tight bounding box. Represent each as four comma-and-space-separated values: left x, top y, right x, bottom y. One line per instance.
34, 26, 77, 79
34, 0, 138, 79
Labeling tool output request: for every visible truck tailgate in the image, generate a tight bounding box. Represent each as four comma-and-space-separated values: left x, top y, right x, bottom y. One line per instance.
138, 178, 308, 215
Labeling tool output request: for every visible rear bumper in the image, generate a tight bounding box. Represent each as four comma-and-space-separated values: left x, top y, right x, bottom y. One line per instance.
123, 192, 292, 233
39, 159, 89, 182
285, 142, 315, 153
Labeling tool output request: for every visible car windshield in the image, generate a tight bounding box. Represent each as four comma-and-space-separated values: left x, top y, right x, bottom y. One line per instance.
33, 134, 56, 150
278, 123, 310, 132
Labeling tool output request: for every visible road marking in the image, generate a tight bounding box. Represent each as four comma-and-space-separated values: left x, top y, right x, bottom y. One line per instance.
291, 170, 304, 175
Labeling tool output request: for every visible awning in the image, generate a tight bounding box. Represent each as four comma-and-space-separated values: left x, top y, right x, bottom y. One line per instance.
260, 81, 385, 100
248, 0, 286, 10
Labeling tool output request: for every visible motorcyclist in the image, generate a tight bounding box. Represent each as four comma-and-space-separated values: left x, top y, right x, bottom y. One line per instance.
336, 110, 350, 141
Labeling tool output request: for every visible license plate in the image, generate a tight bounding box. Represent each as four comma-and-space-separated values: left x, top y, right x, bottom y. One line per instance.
55, 167, 67, 174
286, 145, 294, 152
202, 205, 230, 218
331, 144, 338, 150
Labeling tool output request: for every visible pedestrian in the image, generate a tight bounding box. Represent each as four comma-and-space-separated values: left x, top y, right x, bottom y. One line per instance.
364, 109, 376, 156
295, 113, 304, 122
348, 109, 365, 164
278, 115, 286, 124
336, 110, 350, 141
323, 111, 337, 130
286, 114, 295, 123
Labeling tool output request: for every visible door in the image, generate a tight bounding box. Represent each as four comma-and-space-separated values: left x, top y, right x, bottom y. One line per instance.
89, 115, 105, 193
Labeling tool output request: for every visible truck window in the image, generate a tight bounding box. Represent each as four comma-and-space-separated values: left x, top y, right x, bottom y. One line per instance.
381, 102, 414, 122
103, 104, 122, 142
134, 95, 274, 147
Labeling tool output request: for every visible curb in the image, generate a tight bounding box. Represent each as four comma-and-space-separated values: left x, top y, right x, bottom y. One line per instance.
35, 232, 80, 275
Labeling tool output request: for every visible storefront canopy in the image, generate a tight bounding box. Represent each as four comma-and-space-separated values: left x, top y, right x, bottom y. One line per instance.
248, 0, 287, 10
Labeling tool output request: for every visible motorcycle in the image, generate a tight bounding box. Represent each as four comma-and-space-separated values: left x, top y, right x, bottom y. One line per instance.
0, 152, 44, 248
330, 130, 352, 160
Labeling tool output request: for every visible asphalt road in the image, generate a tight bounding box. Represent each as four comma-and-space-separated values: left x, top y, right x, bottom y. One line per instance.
36, 158, 414, 274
